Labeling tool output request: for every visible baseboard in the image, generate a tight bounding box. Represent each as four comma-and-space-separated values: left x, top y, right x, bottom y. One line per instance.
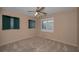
0, 36, 78, 48
0, 36, 35, 47
38, 36, 78, 48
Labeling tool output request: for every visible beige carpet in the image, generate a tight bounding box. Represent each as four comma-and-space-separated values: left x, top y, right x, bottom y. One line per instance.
0, 37, 78, 52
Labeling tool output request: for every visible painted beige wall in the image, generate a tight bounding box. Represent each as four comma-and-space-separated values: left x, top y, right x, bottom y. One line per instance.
0, 7, 78, 47
77, 8, 79, 48
0, 8, 36, 46
38, 8, 78, 47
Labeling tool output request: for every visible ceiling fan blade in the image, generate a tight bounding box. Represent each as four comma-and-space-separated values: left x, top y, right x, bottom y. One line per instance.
40, 12, 47, 14
28, 11, 35, 12
36, 7, 40, 11
38, 7, 45, 12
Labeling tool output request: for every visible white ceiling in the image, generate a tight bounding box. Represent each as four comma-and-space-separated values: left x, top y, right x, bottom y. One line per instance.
3, 7, 75, 17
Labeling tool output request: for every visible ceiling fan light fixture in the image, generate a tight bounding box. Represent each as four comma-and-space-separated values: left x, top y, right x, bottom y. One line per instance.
34, 12, 38, 16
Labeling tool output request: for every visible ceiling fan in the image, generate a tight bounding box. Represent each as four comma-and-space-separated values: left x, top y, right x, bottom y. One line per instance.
28, 7, 47, 18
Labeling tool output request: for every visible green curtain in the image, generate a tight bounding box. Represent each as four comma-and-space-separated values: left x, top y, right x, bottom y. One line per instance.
2, 15, 11, 30
28, 20, 35, 29
13, 17, 19, 29
2, 15, 20, 30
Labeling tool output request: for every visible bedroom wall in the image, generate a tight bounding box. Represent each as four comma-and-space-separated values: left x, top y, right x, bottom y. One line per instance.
38, 8, 78, 47
0, 8, 36, 46
0, 7, 78, 47
77, 8, 79, 48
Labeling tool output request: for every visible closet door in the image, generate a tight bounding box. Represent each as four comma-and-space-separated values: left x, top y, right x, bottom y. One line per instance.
2, 15, 11, 30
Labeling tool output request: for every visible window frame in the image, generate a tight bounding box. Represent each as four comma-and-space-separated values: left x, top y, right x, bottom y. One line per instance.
28, 20, 35, 29
41, 18, 54, 32
2, 15, 20, 30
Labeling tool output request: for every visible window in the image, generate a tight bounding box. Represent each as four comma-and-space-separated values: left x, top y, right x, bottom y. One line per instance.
28, 20, 35, 29
2, 15, 20, 30
41, 18, 54, 32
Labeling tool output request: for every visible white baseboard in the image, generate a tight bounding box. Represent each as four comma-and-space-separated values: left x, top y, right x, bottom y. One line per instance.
38, 36, 78, 47
0, 36, 35, 47
0, 36, 78, 48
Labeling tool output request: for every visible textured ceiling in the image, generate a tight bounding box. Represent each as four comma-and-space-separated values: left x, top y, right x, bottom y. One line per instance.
3, 7, 75, 17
